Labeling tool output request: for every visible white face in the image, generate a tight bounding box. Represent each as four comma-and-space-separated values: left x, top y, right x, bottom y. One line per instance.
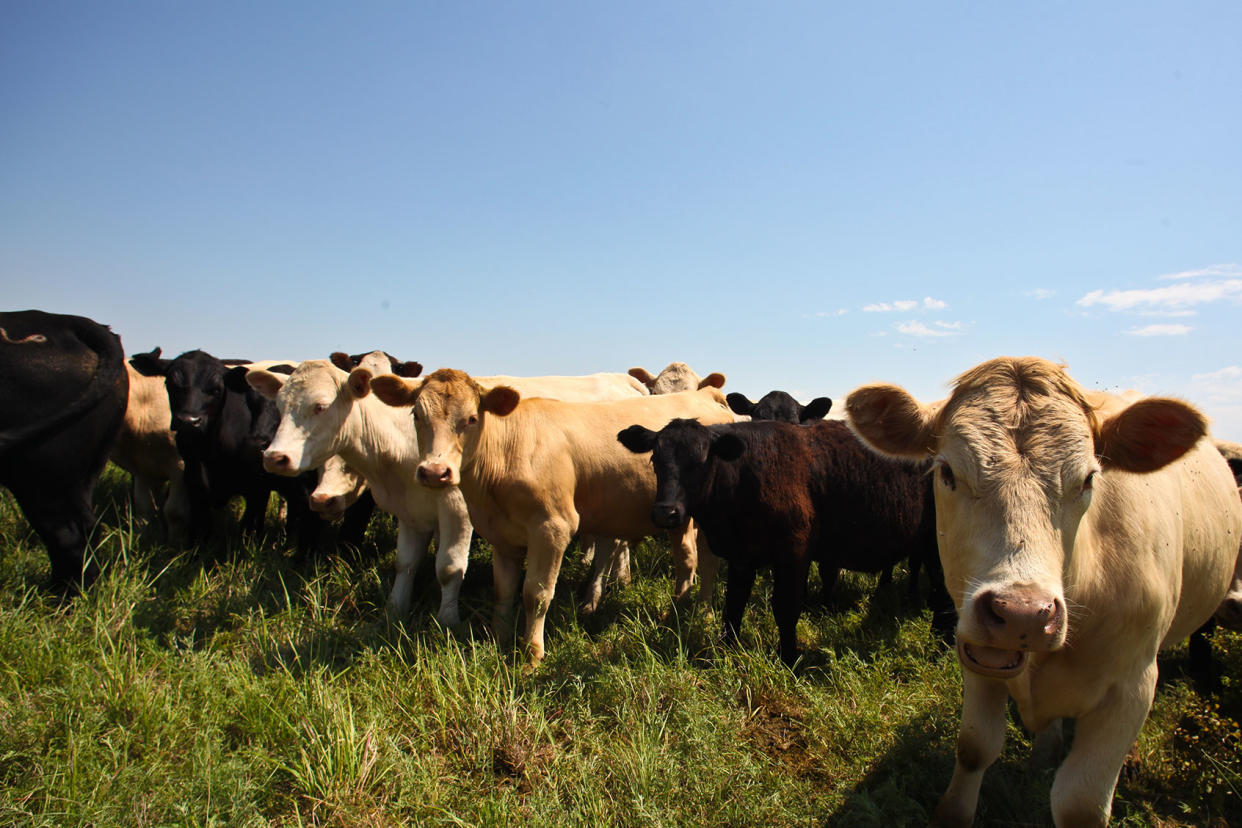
263, 363, 353, 474
934, 395, 1098, 677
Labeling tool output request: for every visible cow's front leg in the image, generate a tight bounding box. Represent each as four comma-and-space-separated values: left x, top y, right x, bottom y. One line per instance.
934, 670, 1009, 827
666, 521, 698, 604
433, 492, 473, 628
1050, 663, 1157, 827
696, 528, 720, 607
522, 519, 573, 662
491, 543, 525, 647
771, 556, 810, 666
387, 521, 432, 619
722, 563, 757, 646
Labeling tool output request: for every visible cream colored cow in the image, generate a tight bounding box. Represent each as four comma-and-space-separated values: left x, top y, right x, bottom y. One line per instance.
846, 356, 1242, 827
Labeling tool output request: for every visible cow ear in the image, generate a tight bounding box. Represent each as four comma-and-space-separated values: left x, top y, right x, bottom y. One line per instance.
800, 397, 833, 422
246, 369, 286, 400
329, 352, 356, 372
481, 386, 520, 417
726, 393, 756, 417
846, 383, 939, 458
1095, 397, 1206, 473
628, 367, 656, 389
267, 363, 297, 375
370, 374, 421, 407
393, 360, 424, 378
710, 433, 746, 462
698, 372, 726, 390
223, 366, 251, 393
130, 349, 170, 376
617, 425, 659, 454
347, 368, 377, 399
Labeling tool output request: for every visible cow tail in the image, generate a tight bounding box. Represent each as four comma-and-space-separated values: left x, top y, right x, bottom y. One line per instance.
0, 317, 128, 456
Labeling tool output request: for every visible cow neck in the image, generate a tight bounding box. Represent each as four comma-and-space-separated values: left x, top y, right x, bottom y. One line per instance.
337, 394, 419, 481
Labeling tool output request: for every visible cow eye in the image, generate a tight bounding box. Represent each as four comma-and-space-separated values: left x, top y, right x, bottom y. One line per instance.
1082, 470, 1097, 496
313, 402, 329, 415
466, 414, 479, 426
939, 463, 956, 491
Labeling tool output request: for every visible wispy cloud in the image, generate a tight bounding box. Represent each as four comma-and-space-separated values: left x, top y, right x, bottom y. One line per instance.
1077, 277, 1242, 313
1024, 288, 1055, 300
1158, 263, 1242, 281
1190, 365, 1242, 406
896, 320, 964, 337
808, 309, 848, 318
864, 297, 946, 312
1124, 324, 1193, 337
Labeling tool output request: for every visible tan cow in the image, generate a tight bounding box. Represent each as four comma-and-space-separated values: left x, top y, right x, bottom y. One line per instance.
628, 362, 725, 395
370, 369, 736, 661
846, 357, 1242, 826
477, 372, 648, 400
110, 355, 189, 530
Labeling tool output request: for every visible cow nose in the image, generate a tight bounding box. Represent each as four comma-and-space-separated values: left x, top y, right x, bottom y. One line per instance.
974, 588, 1063, 645
309, 493, 342, 515
651, 503, 684, 528
263, 451, 293, 473
174, 414, 203, 429
417, 463, 453, 487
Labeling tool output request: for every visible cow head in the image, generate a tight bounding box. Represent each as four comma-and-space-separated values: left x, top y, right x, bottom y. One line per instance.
248, 359, 372, 475
629, 363, 726, 395
329, 350, 422, 378
144, 350, 234, 434
309, 455, 368, 520
727, 391, 832, 423
846, 356, 1206, 680
618, 418, 744, 529
371, 368, 518, 489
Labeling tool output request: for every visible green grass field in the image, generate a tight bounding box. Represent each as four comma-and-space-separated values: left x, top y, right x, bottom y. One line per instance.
0, 468, 1238, 826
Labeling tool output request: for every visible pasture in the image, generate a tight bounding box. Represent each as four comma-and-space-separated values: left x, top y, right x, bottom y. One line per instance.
0, 468, 1238, 826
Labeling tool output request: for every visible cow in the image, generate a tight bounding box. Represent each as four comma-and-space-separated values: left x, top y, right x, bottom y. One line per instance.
0, 310, 128, 590
109, 348, 189, 531
618, 417, 954, 665
477, 372, 648, 401
1213, 441, 1242, 632
725, 390, 832, 424
845, 356, 1242, 826
628, 362, 725, 395
128, 349, 323, 552
369, 369, 737, 661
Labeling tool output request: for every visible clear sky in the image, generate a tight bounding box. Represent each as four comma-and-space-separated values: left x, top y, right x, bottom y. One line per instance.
3, 2, 1241, 437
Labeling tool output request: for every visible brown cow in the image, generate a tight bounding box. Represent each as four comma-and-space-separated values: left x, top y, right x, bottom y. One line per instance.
846, 357, 1242, 826
371, 369, 736, 661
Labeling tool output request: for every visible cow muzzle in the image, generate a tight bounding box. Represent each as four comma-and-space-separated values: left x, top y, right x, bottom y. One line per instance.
262, 450, 296, 475
650, 503, 686, 529
309, 492, 346, 520
416, 462, 454, 488
957, 586, 1065, 679
172, 414, 204, 431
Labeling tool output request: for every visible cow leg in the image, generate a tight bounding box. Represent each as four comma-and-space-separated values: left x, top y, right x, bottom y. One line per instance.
934, 671, 1009, 828
13, 480, 98, 592
163, 470, 191, 540
1029, 719, 1065, 770
722, 563, 758, 647
131, 474, 160, 522
239, 488, 270, 535
338, 491, 376, 550
491, 544, 525, 646
820, 564, 840, 603
578, 536, 623, 615
433, 494, 473, 628
1188, 617, 1215, 683
522, 520, 573, 662
772, 557, 810, 666
613, 540, 632, 586
666, 522, 698, 605
925, 552, 957, 646
878, 566, 893, 587
906, 553, 923, 603
1049, 663, 1157, 827
696, 530, 720, 607
387, 521, 432, 619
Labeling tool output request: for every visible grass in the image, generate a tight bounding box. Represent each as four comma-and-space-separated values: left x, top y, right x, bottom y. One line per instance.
0, 466, 1239, 826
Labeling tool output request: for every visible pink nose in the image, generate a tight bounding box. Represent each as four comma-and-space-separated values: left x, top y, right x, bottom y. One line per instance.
416, 463, 453, 487
263, 451, 293, 474
973, 587, 1063, 649
309, 493, 342, 514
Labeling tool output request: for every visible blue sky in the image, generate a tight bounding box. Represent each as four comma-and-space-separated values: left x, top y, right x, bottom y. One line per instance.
4, 2, 1241, 437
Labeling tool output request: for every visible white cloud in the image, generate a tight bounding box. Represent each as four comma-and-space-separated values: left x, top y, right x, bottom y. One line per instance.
1077, 279, 1242, 312
896, 320, 963, 337
1158, 263, 1242, 281
933, 320, 964, 331
1123, 324, 1193, 337
863, 297, 947, 312
1024, 288, 1055, 300
1190, 366, 1242, 409
809, 309, 848, 318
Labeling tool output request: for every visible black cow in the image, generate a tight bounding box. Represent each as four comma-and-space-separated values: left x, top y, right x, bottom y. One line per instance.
619, 417, 955, 665
129, 349, 323, 552
0, 310, 128, 590
726, 391, 832, 423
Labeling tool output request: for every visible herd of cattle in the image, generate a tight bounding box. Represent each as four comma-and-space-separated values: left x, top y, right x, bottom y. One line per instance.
3, 308, 1242, 826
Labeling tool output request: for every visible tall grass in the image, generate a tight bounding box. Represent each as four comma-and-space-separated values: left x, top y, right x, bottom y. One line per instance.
0, 466, 1238, 826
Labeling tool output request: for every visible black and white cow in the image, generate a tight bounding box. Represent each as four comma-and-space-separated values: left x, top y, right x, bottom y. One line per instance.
0, 310, 128, 590
619, 417, 955, 664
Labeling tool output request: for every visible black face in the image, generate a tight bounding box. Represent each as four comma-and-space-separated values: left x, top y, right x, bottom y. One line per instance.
162, 350, 229, 433
619, 418, 722, 529
727, 391, 831, 423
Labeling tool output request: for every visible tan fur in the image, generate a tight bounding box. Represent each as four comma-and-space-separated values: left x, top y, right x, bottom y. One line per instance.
110, 362, 184, 522
628, 362, 726, 395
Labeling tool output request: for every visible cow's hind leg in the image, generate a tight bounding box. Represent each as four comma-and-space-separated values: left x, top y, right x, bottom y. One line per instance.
491, 543, 524, 647
1050, 663, 1157, 827
578, 536, 624, 614
722, 563, 758, 648
15, 482, 98, 593
934, 670, 1009, 827
772, 556, 811, 665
